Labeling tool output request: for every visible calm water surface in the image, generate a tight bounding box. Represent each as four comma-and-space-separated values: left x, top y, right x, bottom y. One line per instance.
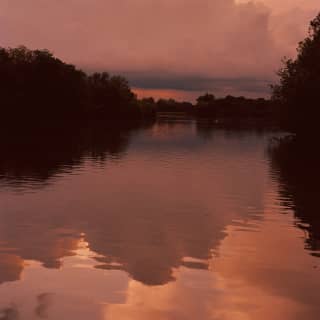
0, 120, 319, 319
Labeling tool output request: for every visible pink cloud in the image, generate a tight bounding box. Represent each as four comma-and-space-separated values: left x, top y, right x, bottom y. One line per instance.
0, 0, 318, 96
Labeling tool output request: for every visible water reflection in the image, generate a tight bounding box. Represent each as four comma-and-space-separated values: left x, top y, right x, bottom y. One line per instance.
0, 120, 269, 286
0, 123, 136, 190
0, 120, 319, 319
269, 136, 320, 255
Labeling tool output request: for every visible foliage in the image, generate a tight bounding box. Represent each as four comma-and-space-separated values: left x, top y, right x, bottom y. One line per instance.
156, 99, 193, 113
0, 46, 144, 127
196, 93, 215, 106
195, 94, 274, 119
271, 13, 320, 133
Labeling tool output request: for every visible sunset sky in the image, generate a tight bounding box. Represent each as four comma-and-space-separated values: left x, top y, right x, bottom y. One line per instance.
1, 0, 318, 101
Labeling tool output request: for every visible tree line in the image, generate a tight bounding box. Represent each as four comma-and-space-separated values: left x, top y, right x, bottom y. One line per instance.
143, 12, 320, 135
0, 46, 155, 128
139, 95, 274, 119
1, 12, 320, 134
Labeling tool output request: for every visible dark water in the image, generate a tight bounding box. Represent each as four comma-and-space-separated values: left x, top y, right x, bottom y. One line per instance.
0, 119, 319, 320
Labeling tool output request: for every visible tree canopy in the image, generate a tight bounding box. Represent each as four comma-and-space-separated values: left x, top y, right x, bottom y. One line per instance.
272, 13, 320, 133
0, 46, 148, 128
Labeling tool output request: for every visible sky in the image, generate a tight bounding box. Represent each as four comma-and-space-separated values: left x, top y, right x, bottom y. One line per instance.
1, 0, 319, 101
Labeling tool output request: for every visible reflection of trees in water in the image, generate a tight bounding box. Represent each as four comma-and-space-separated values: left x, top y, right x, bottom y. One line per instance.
269, 136, 320, 255
195, 119, 279, 141
0, 120, 221, 286
0, 122, 142, 285
0, 120, 267, 287
0, 122, 146, 188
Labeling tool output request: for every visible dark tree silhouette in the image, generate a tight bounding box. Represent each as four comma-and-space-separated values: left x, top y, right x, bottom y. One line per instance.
0, 47, 88, 124
195, 93, 273, 120
0, 46, 150, 128
196, 93, 215, 105
87, 72, 140, 119
271, 13, 320, 133
138, 97, 157, 118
